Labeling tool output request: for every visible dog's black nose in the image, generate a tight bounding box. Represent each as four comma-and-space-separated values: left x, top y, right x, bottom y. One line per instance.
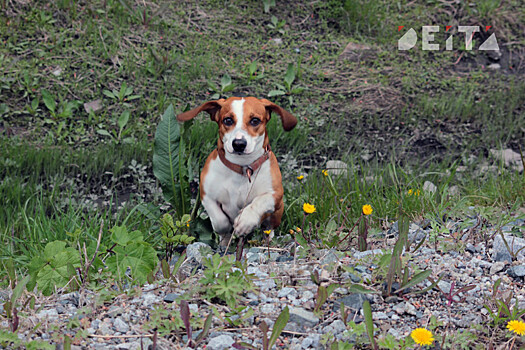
232, 138, 247, 153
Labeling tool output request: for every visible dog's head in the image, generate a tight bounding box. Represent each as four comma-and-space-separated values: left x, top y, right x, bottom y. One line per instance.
177, 97, 297, 162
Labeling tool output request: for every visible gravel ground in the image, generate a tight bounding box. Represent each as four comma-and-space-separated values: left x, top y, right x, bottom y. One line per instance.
2, 215, 524, 349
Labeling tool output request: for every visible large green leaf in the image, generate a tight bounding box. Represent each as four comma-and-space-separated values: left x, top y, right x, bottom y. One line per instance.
397, 269, 432, 293
268, 306, 289, 349
153, 104, 190, 216
110, 225, 143, 246
27, 241, 81, 296
284, 63, 296, 90
41, 89, 56, 113
363, 301, 378, 349
105, 242, 158, 285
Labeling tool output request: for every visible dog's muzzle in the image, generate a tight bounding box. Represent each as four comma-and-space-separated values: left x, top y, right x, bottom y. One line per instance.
232, 138, 247, 153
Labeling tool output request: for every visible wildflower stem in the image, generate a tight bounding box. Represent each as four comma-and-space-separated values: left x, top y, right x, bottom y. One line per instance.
509, 336, 516, 350
301, 213, 310, 243
337, 213, 362, 246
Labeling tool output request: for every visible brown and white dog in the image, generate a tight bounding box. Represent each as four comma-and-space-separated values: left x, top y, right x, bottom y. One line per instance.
176, 97, 297, 248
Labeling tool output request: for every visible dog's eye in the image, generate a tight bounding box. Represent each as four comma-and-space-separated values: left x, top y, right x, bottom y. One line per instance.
223, 117, 234, 126
250, 118, 261, 127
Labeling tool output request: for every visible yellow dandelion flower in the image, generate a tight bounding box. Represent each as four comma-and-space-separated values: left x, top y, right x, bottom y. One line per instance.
362, 204, 373, 216
410, 328, 434, 346
408, 189, 413, 195
415, 189, 421, 196
507, 320, 525, 336
263, 230, 272, 235
289, 229, 295, 235
295, 226, 302, 232
297, 175, 304, 180
303, 203, 316, 214
322, 170, 328, 176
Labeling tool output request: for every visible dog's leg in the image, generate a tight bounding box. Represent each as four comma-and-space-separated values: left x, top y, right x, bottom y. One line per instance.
233, 193, 276, 236
202, 198, 232, 243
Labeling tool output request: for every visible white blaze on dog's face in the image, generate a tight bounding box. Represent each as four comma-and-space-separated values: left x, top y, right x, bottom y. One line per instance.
219, 98, 269, 164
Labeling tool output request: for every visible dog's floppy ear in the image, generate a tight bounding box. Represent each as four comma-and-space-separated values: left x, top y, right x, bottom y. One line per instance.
176, 99, 225, 123
259, 99, 297, 131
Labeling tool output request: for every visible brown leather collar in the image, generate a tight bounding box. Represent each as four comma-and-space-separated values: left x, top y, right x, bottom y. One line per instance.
217, 145, 271, 183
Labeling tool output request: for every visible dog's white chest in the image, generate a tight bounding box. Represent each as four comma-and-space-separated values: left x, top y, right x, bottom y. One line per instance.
202, 157, 274, 219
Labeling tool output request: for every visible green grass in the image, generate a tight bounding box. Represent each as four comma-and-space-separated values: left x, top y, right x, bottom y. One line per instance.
1, 0, 524, 275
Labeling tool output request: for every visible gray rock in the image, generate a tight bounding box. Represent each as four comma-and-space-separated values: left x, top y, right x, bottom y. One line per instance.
354, 249, 384, 259
260, 304, 276, 314
59, 292, 80, 307
163, 293, 179, 303
320, 250, 339, 264
301, 290, 314, 301
116, 342, 139, 350
84, 99, 103, 114
107, 305, 124, 317
326, 160, 348, 176
246, 252, 268, 264
284, 321, 303, 333
248, 267, 276, 291
349, 273, 362, 283
453, 314, 483, 328
393, 302, 416, 315
37, 309, 59, 320
472, 257, 493, 269
465, 243, 477, 254
301, 333, 321, 349
375, 312, 388, 320
493, 234, 525, 262
91, 319, 101, 329
388, 328, 401, 339
333, 294, 367, 311
423, 181, 437, 194
508, 266, 525, 278
207, 334, 235, 350
490, 261, 506, 275
437, 281, 452, 294
405, 302, 417, 316
269, 252, 280, 261
114, 317, 130, 333
56, 305, 66, 314
393, 303, 405, 315
490, 149, 524, 172
186, 242, 213, 264
386, 222, 398, 237
330, 320, 346, 335
278, 287, 298, 299
408, 225, 427, 243
322, 325, 334, 335
142, 292, 160, 307
289, 306, 319, 328
276, 255, 293, 262
189, 304, 198, 313
256, 279, 276, 291
99, 321, 114, 336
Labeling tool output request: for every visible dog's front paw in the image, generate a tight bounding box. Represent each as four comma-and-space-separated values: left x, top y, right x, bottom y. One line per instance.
233, 208, 259, 237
